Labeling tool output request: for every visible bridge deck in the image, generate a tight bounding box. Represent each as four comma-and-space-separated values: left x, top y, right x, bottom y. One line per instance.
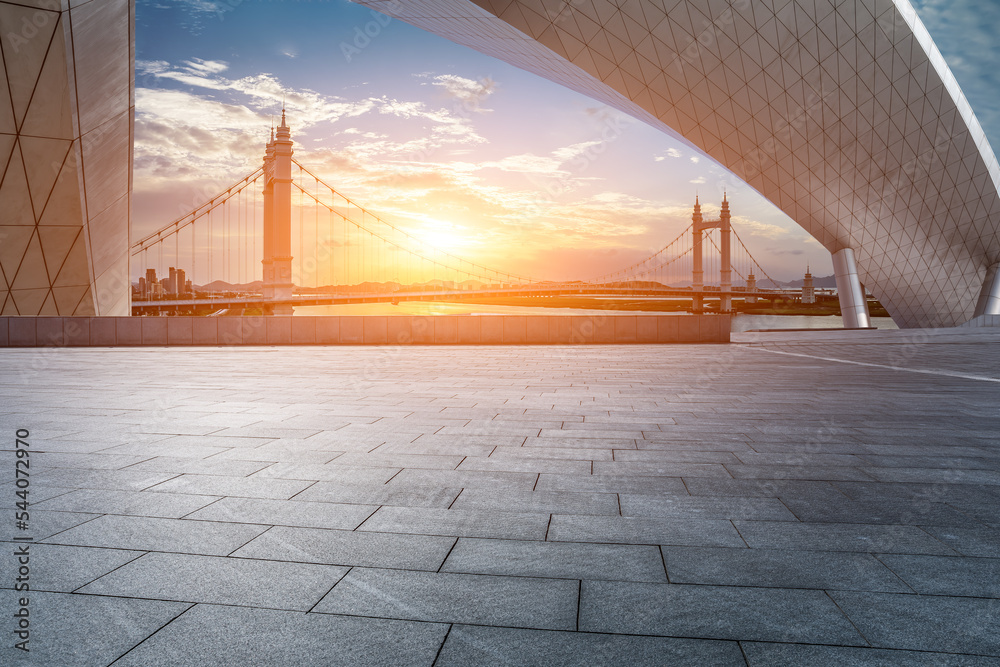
131, 286, 804, 311
3, 328, 998, 664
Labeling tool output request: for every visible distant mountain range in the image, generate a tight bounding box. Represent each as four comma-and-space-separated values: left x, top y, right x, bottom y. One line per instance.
133, 275, 839, 292
779, 274, 837, 288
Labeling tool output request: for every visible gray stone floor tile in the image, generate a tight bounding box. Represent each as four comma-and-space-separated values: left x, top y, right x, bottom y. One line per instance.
540, 428, 648, 440
636, 435, 754, 450
120, 456, 273, 476
831, 591, 1000, 655
314, 567, 578, 630
580, 580, 866, 644
111, 604, 448, 666
592, 461, 734, 477
742, 642, 998, 665
33, 488, 221, 518
877, 554, 1000, 597
863, 467, 1000, 485
734, 521, 957, 554
859, 454, 1000, 470
663, 546, 911, 592
549, 514, 746, 547
0, 543, 143, 592
30, 468, 179, 491
146, 473, 314, 499
209, 443, 339, 464
489, 445, 614, 461
435, 625, 745, 666
733, 452, 869, 466
358, 506, 550, 540
609, 449, 743, 464
42, 515, 267, 555
98, 442, 232, 458
457, 456, 591, 475
619, 493, 797, 520
920, 526, 1000, 557
79, 552, 348, 610
780, 495, 987, 527
184, 496, 378, 529
0, 483, 75, 504
683, 478, 849, 499
450, 488, 620, 515
0, 590, 188, 667
523, 436, 636, 449
387, 468, 540, 490
251, 462, 399, 484
441, 537, 666, 582
534, 473, 689, 494
148, 434, 279, 449
328, 452, 464, 469
212, 425, 323, 439
33, 452, 151, 469
293, 480, 462, 508
10, 509, 100, 540
725, 464, 876, 481
231, 525, 455, 570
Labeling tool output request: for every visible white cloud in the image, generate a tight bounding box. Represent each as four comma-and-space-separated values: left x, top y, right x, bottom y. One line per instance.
430, 74, 497, 111
690, 176, 706, 184
690, 156, 700, 164
666, 148, 682, 158
185, 58, 228, 74
732, 217, 792, 240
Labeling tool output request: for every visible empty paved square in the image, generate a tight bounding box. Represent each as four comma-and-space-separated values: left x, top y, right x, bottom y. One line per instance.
2, 327, 999, 664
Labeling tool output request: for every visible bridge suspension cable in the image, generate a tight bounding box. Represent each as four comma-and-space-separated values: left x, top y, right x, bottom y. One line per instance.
587, 223, 694, 286
130, 168, 264, 256
730, 226, 783, 288
291, 158, 539, 287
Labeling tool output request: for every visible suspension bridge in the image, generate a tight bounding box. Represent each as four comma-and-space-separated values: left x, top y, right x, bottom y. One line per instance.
131, 113, 800, 316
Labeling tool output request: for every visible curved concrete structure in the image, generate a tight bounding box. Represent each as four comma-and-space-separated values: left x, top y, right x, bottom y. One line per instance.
0, 0, 133, 317
356, 0, 1000, 328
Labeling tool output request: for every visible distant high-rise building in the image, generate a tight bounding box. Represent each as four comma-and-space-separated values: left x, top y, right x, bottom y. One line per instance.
802, 267, 816, 304
176, 269, 186, 296
745, 273, 758, 305
168, 267, 178, 296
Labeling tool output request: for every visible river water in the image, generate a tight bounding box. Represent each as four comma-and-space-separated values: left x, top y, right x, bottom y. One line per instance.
292, 302, 899, 331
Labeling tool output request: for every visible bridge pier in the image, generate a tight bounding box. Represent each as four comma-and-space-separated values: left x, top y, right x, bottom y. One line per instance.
833, 248, 871, 328
973, 262, 1000, 317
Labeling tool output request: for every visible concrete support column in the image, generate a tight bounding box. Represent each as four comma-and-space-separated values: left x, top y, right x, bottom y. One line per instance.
973, 262, 1000, 317
833, 248, 871, 328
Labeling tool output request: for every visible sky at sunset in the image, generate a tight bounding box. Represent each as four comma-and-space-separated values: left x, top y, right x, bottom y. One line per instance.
133, 0, 1000, 284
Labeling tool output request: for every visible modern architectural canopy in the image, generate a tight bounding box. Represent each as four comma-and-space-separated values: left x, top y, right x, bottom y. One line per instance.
0, 0, 133, 317
354, 0, 1000, 327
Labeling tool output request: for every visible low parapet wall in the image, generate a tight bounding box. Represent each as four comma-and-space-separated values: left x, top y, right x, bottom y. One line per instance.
0, 314, 730, 347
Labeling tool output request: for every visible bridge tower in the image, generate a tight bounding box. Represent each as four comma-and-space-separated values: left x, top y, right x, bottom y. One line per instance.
262, 128, 275, 299
272, 111, 295, 302
261, 111, 295, 310
691, 195, 732, 313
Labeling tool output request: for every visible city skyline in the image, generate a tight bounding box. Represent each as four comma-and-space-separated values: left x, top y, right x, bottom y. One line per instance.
134, 0, 1000, 283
